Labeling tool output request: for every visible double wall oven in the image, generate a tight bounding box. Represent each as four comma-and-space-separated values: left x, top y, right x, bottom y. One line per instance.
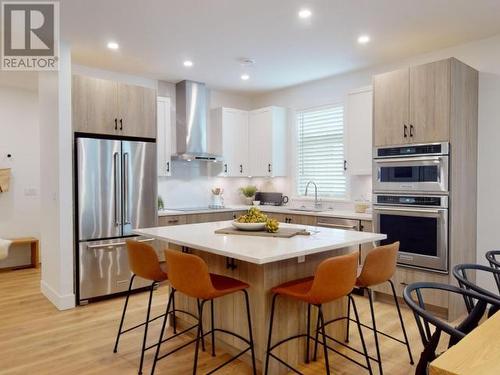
373, 142, 449, 273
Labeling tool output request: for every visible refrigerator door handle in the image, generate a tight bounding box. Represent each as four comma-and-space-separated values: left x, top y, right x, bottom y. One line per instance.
123, 152, 131, 225
113, 152, 121, 226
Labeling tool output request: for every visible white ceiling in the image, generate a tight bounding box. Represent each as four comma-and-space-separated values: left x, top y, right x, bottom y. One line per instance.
62, 0, 500, 94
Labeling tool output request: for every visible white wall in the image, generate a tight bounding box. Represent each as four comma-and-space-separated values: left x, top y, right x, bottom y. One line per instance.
252, 33, 500, 292
39, 43, 75, 310
0, 85, 40, 268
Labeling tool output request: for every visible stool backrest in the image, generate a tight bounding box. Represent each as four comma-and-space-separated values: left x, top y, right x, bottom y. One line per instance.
357, 242, 399, 287
308, 252, 358, 304
126, 240, 165, 282
486, 250, 500, 293
165, 249, 215, 299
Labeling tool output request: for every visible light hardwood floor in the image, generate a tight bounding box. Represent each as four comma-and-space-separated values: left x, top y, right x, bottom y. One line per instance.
0, 268, 427, 375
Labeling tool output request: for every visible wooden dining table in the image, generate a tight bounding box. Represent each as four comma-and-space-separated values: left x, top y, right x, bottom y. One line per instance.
429, 311, 500, 375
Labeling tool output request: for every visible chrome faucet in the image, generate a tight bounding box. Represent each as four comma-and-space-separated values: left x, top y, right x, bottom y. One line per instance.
304, 181, 321, 209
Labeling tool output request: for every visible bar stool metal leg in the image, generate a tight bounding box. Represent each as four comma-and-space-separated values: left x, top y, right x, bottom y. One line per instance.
243, 290, 257, 375
318, 305, 331, 375
210, 299, 216, 356
113, 274, 135, 353
313, 306, 321, 361
351, 295, 373, 375
367, 288, 383, 375
171, 286, 177, 334
138, 282, 156, 375
305, 303, 312, 363
197, 299, 206, 352
345, 293, 351, 343
193, 300, 206, 375
389, 280, 414, 365
264, 294, 278, 375
151, 289, 175, 375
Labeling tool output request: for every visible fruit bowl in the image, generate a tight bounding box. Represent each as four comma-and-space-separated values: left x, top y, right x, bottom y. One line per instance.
231, 221, 266, 231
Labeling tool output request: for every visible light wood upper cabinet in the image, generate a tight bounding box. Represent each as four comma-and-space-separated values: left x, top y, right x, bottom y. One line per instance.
73, 75, 119, 135
373, 59, 453, 147
157, 96, 172, 177
409, 59, 450, 143
72, 74, 156, 138
373, 68, 409, 146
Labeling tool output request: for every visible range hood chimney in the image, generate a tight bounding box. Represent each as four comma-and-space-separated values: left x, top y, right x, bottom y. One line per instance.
173, 80, 222, 161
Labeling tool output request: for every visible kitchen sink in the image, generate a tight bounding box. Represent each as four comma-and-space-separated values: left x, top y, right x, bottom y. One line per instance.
290, 207, 326, 212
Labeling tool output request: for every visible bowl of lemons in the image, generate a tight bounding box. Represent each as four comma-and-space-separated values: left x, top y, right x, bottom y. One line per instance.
233, 207, 279, 232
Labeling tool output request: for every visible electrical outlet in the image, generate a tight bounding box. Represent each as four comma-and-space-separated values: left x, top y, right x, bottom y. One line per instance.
24, 187, 38, 197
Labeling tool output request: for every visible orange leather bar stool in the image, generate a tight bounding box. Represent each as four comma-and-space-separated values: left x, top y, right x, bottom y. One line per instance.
343, 242, 413, 375
151, 249, 257, 375
113, 240, 200, 375
264, 252, 372, 375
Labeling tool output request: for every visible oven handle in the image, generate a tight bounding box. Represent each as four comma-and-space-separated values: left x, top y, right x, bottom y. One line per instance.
374, 156, 443, 164
373, 206, 444, 214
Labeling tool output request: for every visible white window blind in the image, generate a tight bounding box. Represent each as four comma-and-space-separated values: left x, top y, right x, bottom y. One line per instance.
296, 104, 346, 198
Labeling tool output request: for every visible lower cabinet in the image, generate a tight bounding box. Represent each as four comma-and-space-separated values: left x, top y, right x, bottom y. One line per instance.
158, 215, 187, 226
186, 212, 236, 224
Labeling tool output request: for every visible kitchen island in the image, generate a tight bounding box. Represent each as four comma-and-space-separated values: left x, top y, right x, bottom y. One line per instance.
134, 221, 385, 374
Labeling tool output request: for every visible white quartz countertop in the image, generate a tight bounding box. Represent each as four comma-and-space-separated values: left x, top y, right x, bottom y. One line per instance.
134, 221, 385, 265
158, 205, 372, 221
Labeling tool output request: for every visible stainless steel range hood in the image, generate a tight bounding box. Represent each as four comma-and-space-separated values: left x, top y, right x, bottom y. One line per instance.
173, 80, 222, 161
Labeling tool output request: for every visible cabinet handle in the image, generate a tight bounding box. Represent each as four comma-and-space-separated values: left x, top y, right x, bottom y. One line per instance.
167, 219, 179, 224
114, 118, 118, 130
240, 164, 243, 174
119, 119, 123, 130
344, 160, 347, 171
403, 124, 408, 138
409, 124, 414, 137
268, 163, 272, 173
224, 164, 228, 173
166, 161, 170, 173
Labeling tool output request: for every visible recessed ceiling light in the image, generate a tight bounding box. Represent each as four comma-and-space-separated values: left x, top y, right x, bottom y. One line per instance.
183, 60, 193, 67
107, 41, 119, 50
357, 35, 371, 44
298, 9, 312, 19
241, 74, 250, 81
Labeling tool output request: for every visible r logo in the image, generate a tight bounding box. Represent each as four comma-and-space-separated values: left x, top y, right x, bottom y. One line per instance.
1, 1, 59, 70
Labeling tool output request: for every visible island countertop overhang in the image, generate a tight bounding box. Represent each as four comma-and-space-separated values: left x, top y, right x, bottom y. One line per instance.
134, 221, 387, 265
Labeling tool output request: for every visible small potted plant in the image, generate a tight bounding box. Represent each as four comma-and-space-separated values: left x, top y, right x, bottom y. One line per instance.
240, 185, 258, 205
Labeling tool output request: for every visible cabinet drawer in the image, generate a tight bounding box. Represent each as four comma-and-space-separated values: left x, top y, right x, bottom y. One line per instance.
372, 267, 449, 308
158, 215, 187, 226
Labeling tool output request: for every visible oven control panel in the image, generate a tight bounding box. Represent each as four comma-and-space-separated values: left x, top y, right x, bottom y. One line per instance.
375, 194, 448, 208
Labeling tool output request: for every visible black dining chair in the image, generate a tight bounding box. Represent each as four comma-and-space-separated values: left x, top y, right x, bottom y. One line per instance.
452, 263, 500, 317
403, 282, 500, 375
486, 250, 500, 292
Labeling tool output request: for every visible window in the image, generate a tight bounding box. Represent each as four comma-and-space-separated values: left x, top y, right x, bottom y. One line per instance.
296, 104, 346, 198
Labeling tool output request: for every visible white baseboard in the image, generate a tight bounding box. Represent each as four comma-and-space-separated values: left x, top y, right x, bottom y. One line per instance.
41, 280, 75, 310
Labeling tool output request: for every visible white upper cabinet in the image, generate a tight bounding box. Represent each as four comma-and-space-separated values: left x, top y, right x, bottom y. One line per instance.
210, 106, 287, 177
248, 106, 287, 177
210, 107, 249, 177
346, 87, 373, 175
157, 96, 172, 177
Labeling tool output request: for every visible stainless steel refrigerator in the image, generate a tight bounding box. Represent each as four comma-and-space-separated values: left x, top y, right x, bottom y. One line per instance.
76, 137, 157, 304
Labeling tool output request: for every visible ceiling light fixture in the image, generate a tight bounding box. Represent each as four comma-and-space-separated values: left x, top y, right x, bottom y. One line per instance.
107, 41, 119, 50
357, 35, 371, 44
298, 9, 312, 19
241, 74, 250, 81
183, 60, 193, 67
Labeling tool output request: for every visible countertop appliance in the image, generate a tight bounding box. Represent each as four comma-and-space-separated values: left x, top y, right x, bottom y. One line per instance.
373, 194, 448, 272
373, 142, 449, 193
76, 136, 157, 304
255, 192, 289, 206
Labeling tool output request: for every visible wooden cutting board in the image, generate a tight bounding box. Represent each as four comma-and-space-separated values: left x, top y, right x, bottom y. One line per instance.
214, 226, 310, 238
